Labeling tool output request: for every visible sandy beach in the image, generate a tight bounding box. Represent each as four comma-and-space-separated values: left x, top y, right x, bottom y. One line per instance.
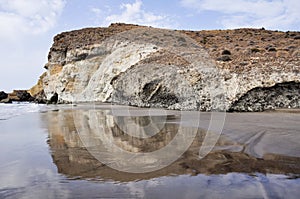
0, 104, 300, 198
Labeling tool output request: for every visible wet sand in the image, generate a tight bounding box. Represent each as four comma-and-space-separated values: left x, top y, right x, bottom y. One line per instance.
0, 104, 299, 198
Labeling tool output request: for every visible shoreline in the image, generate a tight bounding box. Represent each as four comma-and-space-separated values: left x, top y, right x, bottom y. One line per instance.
0, 105, 300, 198
1, 102, 300, 122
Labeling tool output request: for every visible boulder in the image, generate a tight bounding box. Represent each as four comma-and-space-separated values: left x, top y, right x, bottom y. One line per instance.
0, 91, 8, 101
0, 98, 12, 103
221, 49, 231, 55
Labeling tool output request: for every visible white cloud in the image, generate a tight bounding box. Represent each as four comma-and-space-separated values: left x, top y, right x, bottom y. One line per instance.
180, 0, 300, 30
92, 0, 176, 28
0, 0, 66, 92
91, 7, 102, 16
0, 0, 66, 39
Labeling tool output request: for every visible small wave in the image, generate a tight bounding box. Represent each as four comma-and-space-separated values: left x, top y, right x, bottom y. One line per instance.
0, 102, 44, 120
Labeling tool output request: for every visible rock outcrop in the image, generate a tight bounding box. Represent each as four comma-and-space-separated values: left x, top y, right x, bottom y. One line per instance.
0, 90, 35, 103
32, 23, 300, 111
0, 91, 8, 101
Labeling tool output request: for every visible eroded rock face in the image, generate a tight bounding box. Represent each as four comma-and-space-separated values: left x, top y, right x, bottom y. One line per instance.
0, 90, 36, 103
34, 23, 300, 111
230, 82, 300, 111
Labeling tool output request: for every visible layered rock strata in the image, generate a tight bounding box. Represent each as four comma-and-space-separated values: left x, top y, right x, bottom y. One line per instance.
31, 23, 300, 111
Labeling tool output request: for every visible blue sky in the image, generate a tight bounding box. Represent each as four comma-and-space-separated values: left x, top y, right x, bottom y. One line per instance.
0, 0, 299, 92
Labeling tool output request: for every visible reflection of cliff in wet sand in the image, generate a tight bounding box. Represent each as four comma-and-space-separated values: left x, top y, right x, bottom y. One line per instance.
45, 106, 300, 182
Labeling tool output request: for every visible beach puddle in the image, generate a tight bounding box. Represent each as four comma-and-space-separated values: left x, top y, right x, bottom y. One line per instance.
0, 104, 300, 198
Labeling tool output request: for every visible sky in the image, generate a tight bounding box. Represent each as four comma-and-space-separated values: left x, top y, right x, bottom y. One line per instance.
0, 0, 299, 92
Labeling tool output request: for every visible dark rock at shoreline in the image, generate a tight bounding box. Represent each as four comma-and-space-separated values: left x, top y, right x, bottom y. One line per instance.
0, 91, 8, 101
0, 88, 47, 104
15, 90, 35, 101
0, 90, 35, 103
0, 91, 12, 103
230, 82, 300, 112
0, 98, 12, 103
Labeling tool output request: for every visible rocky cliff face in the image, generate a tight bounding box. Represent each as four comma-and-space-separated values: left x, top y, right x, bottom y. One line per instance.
32, 23, 300, 111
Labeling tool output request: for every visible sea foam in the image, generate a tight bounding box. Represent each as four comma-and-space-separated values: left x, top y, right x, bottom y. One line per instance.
0, 102, 43, 120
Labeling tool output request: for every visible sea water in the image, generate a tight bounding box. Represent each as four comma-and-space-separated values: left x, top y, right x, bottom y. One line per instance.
0, 102, 43, 120
0, 104, 299, 198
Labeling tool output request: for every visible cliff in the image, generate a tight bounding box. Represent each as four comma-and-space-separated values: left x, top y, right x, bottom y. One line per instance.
31, 23, 300, 111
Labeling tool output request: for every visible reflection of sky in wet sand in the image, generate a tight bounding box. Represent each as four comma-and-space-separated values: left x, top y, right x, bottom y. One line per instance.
0, 113, 70, 199
0, 105, 300, 198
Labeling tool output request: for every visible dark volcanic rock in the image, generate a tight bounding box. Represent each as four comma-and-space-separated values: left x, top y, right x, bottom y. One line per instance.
229, 82, 300, 112
8, 90, 34, 102
16, 90, 34, 101
221, 49, 231, 55
0, 91, 8, 101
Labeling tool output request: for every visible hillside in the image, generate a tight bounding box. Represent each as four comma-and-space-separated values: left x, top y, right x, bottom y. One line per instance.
30, 23, 300, 111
